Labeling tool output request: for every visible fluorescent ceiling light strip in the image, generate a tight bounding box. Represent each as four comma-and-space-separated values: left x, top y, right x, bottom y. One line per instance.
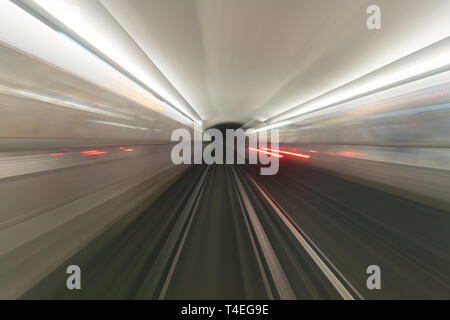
268, 38, 450, 125
0, 84, 131, 119
251, 71, 450, 133
86, 119, 149, 131
13, 0, 201, 126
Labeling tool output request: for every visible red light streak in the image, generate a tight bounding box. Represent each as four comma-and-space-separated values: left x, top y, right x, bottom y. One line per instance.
122, 148, 134, 152
50, 153, 63, 157
60, 148, 71, 151
249, 147, 283, 158
309, 150, 318, 153
262, 147, 310, 159
80, 150, 108, 156
340, 151, 366, 157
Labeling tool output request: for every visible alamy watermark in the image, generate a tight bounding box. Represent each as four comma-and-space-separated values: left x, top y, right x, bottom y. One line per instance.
170, 125, 280, 175
366, 5, 381, 30
366, 265, 381, 290
66, 265, 81, 290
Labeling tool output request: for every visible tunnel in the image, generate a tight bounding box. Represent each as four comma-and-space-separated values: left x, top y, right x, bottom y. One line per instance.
0, 0, 450, 302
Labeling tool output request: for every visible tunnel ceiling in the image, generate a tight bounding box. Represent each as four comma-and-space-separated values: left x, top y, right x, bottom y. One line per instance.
18, 0, 449, 128
10, 0, 449, 129
99, 0, 449, 128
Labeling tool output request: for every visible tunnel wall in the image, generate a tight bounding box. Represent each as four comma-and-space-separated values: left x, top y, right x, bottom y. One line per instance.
0, 42, 193, 141
0, 39, 195, 298
276, 69, 450, 210
0, 144, 189, 299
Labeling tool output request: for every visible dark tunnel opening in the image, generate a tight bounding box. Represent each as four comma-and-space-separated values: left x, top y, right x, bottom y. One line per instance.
205, 122, 244, 163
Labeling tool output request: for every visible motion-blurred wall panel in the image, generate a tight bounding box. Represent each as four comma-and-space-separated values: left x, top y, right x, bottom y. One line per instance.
0, 144, 187, 299
0, 43, 192, 141
0, 42, 193, 298
277, 68, 450, 210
